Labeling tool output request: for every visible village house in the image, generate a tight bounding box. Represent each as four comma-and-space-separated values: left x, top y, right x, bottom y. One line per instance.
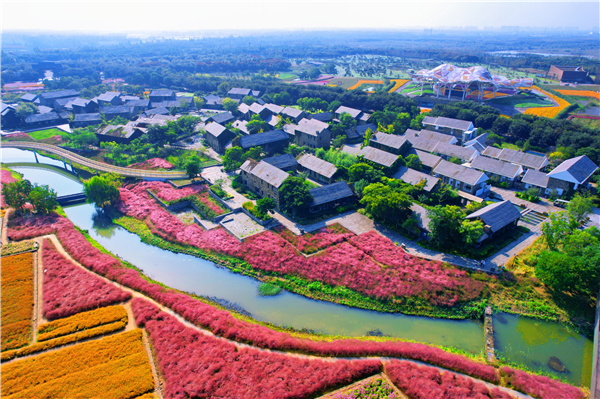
368, 132, 412, 155
70, 98, 99, 114
297, 153, 338, 184
481, 147, 549, 171
345, 123, 377, 144
37, 89, 80, 107
203, 94, 224, 110
545, 155, 598, 195
204, 122, 236, 153
71, 113, 102, 128
96, 91, 123, 107
334, 105, 371, 125
96, 121, 146, 144
294, 118, 332, 149
24, 112, 69, 129
263, 153, 298, 172
227, 88, 260, 100
207, 111, 235, 125
392, 166, 440, 192
422, 116, 478, 143
409, 149, 442, 173
465, 200, 522, 243
100, 105, 132, 120
281, 107, 307, 123
239, 129, 289, 156
1, 103, 19, 129
432, 159, 490, 196
431, 141, 478, 163
342, 145, 400, 171
148, 89, 176, 103
548, 65, 589, 83
239, 159, 289, 208
308, 181, 356, 214
469, 156, 523, 186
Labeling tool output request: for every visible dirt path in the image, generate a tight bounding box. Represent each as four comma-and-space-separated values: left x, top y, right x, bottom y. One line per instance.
142, 328, 164, 399
31, 242, 41, 343
5, 233, 534, 399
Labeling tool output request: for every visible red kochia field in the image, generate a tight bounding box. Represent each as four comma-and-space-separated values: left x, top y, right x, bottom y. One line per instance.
132, 298, 381, 399
118, 181, 485, 307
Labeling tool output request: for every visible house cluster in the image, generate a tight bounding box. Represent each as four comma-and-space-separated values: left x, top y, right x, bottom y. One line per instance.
1, 89, 192, 132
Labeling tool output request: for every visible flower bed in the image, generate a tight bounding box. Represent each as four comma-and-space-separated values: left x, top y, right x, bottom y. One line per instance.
8, 211, 584, 392
132, 298, 381, 399
388, 79, 410, 93
37, 305, 128, 341
554, 89, 600, 100
275, 223, 353, 254
500, 367, 584, 399
1, 319, 128, 362
0, 329, 153, 398
1, 252, 34, 352
348, 79, 384, 91
126, 157, 173, 170
525, 86, 571, 118
385, 360, 513, 399
141, 180, 228, 218
41, 239, 130, 320
323, 376, 401, 398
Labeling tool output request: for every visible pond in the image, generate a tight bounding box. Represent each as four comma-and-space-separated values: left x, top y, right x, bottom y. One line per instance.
1, 147, 593, 386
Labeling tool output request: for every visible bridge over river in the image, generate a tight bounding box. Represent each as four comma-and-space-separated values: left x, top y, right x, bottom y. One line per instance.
2, 141, 188, 180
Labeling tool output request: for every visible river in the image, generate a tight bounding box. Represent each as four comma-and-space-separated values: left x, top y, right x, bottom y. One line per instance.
1, 147, 593, 386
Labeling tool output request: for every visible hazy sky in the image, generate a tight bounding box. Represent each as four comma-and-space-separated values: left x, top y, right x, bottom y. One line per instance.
2, 0, 599, 33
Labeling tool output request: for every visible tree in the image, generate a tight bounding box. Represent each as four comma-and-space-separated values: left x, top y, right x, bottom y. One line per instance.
541, 212, 571, 251
193, 96, 205, 109
509, 119, 531, 140
348, 163, 380, 183
362, 128, 373, 149
256, 197, 276, 216
273, 92, 291, 106
360, 183, 412, 227
332, 135, 346, 149
185, 155, 201, 178
566, 194, 594, 228
2, 180, 33, 213
222, 97, 238, 113
222, 147, 244, 172
243, 146, 263, 162
405, 154, 422, 171
83, 175, 121, 209
535, 250, 579, 292
242, 95, 256, 105
246, 115, 269, 134
28, 185, 58, 214
427, 205, 482, 250
15, 103, 38, 122
279, 176, 311, 216
328, 100, 342, 113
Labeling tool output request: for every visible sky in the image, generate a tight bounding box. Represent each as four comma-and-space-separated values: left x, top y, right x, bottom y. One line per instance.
2, 0, 599, 33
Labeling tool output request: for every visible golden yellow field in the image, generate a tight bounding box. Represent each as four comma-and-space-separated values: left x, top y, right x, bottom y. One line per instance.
524, 86, 571, 118
348, 79, 384, 90
555, 89, 600, 100
1, 252, 34, 352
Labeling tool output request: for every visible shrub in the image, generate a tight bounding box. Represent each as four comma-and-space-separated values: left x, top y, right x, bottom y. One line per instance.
500, 366, 584, 399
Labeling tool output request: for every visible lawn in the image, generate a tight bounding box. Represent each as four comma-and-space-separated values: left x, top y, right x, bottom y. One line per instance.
276, 73, 298, 80
328, 77, 359, 90
27, 128, 70, 141
488, 93, 554, 108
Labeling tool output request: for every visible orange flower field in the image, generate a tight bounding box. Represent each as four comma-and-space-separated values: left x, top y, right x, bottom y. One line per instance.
388, 79, 410, 93
1, 329, 154, 398
524, 86, 571, 118
37, 305, 128, 342
348, 79, 384, 90
555, 89, 600, 100
1, 252, 34, 352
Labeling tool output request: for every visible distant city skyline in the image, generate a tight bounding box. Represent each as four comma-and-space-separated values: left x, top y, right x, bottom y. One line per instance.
2, 1, 599, 33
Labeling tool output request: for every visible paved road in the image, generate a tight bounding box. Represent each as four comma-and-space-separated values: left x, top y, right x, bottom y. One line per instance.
2, 141, 188, 180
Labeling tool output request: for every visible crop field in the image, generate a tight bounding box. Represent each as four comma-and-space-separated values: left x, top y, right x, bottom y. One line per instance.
1, 252, 34, 352
1, 329, 154, 399
37, 305, 128, 341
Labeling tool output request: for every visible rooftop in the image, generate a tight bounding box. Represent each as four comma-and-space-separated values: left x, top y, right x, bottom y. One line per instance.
470, 156, 523, 179
422, 116, 473, 131
240, 129, 288, 149
205, 122, 229, 137
296, 118, 329, 136
297, 153, 337, 178
548, 155, 598, 184
433, 159, 488, 186
466, 200, 522, 233
432, 142, 478, 162
393, 166, 440, 192
240, 159, 289, 188
210, 111, 235, 125
521, 169, 549, 188
228, 87, 252, 96
39, 89, 79, 100
263, 154, 298, 170
482, 147, 549, 170
370, 132, 409, 151
309, 181, 354, 207
335, 105, 362, 119
342, 145, 398, 168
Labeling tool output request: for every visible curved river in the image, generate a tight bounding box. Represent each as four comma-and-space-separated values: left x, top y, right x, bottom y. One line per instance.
1, 148, 593, 386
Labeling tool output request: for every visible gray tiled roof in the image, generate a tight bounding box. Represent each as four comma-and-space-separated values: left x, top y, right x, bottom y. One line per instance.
296, 118, 329, 136
548, 155, 598, 184
228, 88, 252, 96
371, 132, 409, 150
470, 156, 523, 179
264, 103, 284, 114
412, 149, 442, 170
240, 129, 288, 149
39, 89, 79, 100
73, 113, 101, 122
240, 159, 289, 188
433, 159, 488, 186
481, 146, 502, 158
393, 166, 440, 192
210, 111, 235, 125
422, 116, 473, 131
309, 181, 354, 207
149, 89, 174, 97
335, 105, 362, 119
466, 200, 522, 233
483, 147, 549, 170
282, 107, 304, 119
25, 112, 60, 123
97, 91, 121, 102
404, 129, 457, 144
205, 122, 229, 137
342, 145, 398, 168
297, 154, 337, 179
346, 123, 377, 141
432, 142, 478, 162
263, 154, 298, 170
521, 169, 549, 188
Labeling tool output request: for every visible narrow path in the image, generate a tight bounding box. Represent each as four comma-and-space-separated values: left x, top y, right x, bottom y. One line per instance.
8, 233, 535, 399
31, 242, 41, 343
142, 328, 164, 399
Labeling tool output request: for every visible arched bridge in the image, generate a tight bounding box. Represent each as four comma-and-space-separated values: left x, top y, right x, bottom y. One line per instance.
2, 141, 188, 180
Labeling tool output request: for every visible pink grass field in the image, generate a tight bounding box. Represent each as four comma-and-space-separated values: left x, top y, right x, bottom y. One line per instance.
7, 211, 585, 395
132, 298, 381, 399
41, 239, 131, 320
126, 158, 174, 170
386, 360, 513, 399
500, 367, 584, 399
119, 181, 485, 306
